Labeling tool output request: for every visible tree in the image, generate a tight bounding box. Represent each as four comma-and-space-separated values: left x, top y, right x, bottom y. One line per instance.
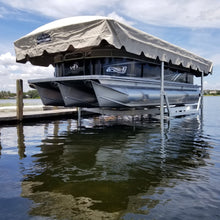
0, 91, 16, 99
25, 90, 40, 98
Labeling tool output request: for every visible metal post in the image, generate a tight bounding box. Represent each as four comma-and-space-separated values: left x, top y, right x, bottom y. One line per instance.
77, 107, 81, 128
160, 61, 164, 124
0, 128, 2, 156
200, 71, 204, 116
16, 79, 23, 122
164, 93, 170, 117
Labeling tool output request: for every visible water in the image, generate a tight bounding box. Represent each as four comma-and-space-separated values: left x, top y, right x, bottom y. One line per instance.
0, 98, 42, 106
0, 96, 219, 220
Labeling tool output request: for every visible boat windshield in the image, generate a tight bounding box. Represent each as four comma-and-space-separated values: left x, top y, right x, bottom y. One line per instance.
55, 57, 193, 84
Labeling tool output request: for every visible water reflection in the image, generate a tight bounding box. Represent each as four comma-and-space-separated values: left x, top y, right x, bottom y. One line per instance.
5, 115, 209, 219
0, 128, 2, 156
17, 123, 26, 159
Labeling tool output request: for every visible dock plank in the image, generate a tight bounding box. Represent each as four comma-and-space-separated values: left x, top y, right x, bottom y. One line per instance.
0, 108, 77, 124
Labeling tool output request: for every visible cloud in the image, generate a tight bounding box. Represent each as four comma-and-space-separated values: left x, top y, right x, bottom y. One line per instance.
1, 0, 220, 28
0, 5, 10, 17
120, 0, 220, 28
107, 12, 135, 26
0, 6, 5, 17
0, 0, 219, 91
204, 80, 220, 90
0, 52, 53, 92
0, 0, 118, 18
210, 53, 220, 66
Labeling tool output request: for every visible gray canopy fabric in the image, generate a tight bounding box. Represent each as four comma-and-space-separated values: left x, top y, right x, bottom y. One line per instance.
14, 16, 212, 74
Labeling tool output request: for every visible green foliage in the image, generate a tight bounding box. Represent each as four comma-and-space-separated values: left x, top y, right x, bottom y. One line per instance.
24, 90, 40, 98
204, 90, 220, 96
0, 90, 40, 99
0, 91, 16, 99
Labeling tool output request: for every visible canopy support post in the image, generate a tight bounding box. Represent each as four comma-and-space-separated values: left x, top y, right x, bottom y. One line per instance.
77, 107, 81, 129
160, 61, 165, 125
200, 71, 204, 115
164, 93, 170, 117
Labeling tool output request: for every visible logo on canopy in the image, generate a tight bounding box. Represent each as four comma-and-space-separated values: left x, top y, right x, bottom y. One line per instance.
37, 33, 51, 44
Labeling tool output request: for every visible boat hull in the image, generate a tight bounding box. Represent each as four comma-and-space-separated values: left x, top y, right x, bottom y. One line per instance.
29, 76, 200, 108
32, 82, 65, 106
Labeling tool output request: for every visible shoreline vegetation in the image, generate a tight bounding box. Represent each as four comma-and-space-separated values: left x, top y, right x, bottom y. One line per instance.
1, 89, 220, 99
204, 90, 220, 96
0, 90, 40, 99
0, 90, 219, 107
0, 90, 41, 107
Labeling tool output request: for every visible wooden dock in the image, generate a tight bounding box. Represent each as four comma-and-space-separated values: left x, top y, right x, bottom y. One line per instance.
0, 79, 101, 125
0, 79, 82, 125
0, 107, 78, 125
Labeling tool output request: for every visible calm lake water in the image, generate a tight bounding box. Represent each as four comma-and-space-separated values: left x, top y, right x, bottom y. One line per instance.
0, 96, 220, 220
0, 99, 42, 106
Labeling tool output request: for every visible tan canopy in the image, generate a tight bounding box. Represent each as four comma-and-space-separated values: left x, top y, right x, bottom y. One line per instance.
14, 16, 212, 74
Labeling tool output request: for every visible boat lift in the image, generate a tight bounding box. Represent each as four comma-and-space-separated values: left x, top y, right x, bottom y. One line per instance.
14, 16, 209, 126
80, 61, 204, 123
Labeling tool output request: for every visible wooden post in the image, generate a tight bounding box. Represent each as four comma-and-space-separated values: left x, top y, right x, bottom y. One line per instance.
16, 79, 23, 122
17, 123, 26, 159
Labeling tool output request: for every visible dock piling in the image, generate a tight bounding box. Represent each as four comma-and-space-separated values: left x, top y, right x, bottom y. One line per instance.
16, 79, 23, 122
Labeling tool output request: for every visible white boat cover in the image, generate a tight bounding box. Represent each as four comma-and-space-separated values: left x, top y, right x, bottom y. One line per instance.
14, 16, 212, 74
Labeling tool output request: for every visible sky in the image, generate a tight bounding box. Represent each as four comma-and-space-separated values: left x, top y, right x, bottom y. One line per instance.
0, 0, 220, 92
